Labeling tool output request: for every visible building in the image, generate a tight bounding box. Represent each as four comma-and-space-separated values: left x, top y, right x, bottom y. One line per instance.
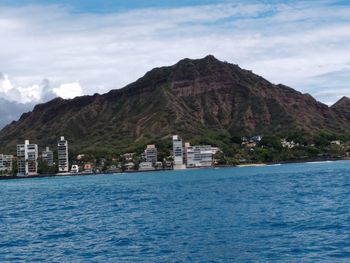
154, 161, 163, 170
58, 136, 69, 172
42, 147, 54, 166
124, 162, 135, 171
107, 164, 121, 173
144, 144, 157, 164
71, 164, 79, 173
244, 142, 257, 149
0, 154, 13, 174
331, 140, 341, 146
173, 135, 186, 169
251, 135, 263, 142
183, 142, 191, 164
242, 135, 263, 145
122, 153, 135, 162
211, 147, 220, 155
76, 154, 85, 160
139, 162, 155, 171
17, 140, 38, 176
83, 163, 93, 173
281, 139, 298, 149
185, 143, 213, 167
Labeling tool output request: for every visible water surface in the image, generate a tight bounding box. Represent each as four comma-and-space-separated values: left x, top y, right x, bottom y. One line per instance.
1, 161, 350, 262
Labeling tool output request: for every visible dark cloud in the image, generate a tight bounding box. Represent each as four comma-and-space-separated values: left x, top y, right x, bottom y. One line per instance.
0, 98, 34, 129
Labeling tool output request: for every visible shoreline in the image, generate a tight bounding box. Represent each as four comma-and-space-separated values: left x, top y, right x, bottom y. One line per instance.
1, 157, 349, 181
0, 168, 174, 180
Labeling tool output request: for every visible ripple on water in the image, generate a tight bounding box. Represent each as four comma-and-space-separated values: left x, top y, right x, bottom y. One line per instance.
1, 161, 350, 261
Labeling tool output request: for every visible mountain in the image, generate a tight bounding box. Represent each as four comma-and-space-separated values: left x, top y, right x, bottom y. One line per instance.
0, 55, 349, 154
0, 98, 34, 129
331, 96, 350, 119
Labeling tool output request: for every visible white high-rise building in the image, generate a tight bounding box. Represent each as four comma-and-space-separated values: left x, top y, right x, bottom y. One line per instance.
0, 154, 13, 173
185, 143, 213, 167
17, 140, 38, 176
172, 135, 186, 169
58, 136, 69, 172
42, 147, 54, 166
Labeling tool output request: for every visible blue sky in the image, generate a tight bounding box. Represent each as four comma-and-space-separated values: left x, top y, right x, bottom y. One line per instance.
0, 0, 225, 13
0, 0, 350, 108
3, 0, 347, 12
0, 0, 295, 12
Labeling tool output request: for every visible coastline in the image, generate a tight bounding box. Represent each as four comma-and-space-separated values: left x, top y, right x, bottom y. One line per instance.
1, 157, 349, 181
0, 168, 174, 180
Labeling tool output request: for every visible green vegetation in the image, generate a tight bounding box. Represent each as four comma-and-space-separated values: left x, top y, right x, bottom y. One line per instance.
38, 159, 58, 174
188, 131, 350, 165
2, 55, 350, 172
71, 131, 350, 169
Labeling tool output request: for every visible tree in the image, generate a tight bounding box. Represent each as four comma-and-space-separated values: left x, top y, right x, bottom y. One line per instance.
260, 136, 282, 150
38, 158, 57, 174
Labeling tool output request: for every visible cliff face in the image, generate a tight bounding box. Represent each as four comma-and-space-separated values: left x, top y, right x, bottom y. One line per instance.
0, 55, 349, 153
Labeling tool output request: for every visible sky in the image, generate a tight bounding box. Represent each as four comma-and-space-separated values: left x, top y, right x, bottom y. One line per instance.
0, 0, 350, 109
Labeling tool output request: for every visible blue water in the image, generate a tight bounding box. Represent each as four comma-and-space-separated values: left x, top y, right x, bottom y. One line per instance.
1, 161, 350, 262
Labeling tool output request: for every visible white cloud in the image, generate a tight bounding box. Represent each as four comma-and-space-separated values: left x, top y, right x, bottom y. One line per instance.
53, 82, 83, 99
0, 1, 349, 106
0, 73, 14, 93
0, 73, 82, 103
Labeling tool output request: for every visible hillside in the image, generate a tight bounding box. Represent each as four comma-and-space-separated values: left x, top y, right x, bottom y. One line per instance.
331, 96, 350, 119
0, 55, 349, 154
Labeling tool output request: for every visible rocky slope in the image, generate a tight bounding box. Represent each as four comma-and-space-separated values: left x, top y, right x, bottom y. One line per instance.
331, 96, 350, 119
0, 55, 349, 153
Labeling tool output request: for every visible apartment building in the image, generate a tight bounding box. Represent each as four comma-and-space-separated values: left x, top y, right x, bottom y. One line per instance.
42, 146, 54, 166
17, 140, 38, 176
185, 143, 213, 167
173, 135, 186, 169
58, 136, 69, 172
144, 144, 158, 164
0, 154, 13, 173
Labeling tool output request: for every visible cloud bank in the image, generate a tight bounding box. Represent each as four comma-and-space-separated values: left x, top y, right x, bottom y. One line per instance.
0, 1, 349, 106
0, 73, 83, 103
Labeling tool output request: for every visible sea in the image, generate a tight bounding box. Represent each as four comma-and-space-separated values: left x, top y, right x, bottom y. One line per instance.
1, 161, 350, 262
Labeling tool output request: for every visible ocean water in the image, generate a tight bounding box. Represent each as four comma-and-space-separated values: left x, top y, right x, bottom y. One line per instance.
1, 161, 350, 262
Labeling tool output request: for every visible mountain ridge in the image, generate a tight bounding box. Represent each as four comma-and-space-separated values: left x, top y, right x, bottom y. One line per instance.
1, 55, 349, 154
331, 96, 350, 119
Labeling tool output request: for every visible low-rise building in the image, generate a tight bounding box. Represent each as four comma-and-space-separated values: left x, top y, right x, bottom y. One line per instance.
83, 163, 93, 173
124, 162, 135, 171
164, 160, 173, 169
107, 164, 121, 173
331, 140, 341, 146
122, 153, 135, 162
185, 143, 213, 167
251, 135, 263, 142
154, 161, 163, 169
71, 164, 79, 173
42, 147, 54, 166
139, 162, 155, 171
242, 135, 263, 145
281, 139, 298, 149
244, 142, 257, 148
